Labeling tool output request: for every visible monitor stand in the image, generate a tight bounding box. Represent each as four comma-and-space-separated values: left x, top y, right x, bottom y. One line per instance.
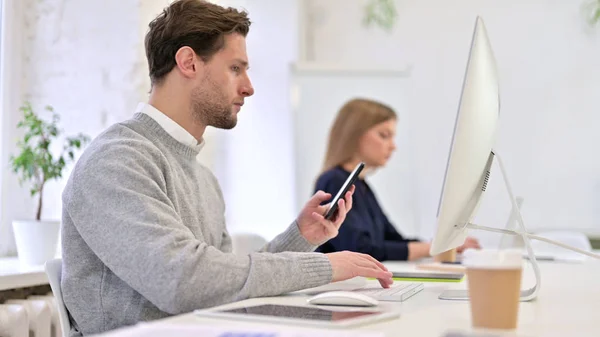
438, 151, 600, 302
438, 151, 540, 302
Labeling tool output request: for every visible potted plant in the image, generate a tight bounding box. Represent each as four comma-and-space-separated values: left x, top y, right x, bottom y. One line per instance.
363, 0, 397, 32
583, 0, 600, 26
9, 102, 89, 266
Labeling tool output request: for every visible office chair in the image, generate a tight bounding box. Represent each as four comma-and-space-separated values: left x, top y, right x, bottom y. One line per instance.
44, 259, 70, 337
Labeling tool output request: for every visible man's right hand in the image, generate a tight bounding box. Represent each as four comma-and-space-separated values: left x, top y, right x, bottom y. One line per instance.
326, 251, 393, 288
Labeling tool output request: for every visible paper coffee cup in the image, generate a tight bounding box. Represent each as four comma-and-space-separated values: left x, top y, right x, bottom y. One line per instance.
463, 249, 523, 330
434, 248, 457, 263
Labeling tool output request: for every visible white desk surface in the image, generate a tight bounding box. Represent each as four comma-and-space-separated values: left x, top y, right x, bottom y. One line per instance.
100, 257, 600, 337
0, 257, 48, 291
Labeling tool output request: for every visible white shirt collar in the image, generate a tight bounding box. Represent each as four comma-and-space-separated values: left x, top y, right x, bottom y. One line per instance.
136, 102, 205, 152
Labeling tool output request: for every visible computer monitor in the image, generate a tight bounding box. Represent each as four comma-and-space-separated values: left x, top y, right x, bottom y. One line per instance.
428, 16, 599, 302
429, 16, 500, 256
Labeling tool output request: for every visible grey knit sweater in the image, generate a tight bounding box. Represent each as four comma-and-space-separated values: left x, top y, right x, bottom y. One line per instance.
61, 113, 333, 336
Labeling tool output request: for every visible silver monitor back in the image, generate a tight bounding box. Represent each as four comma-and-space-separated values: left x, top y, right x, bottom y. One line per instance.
430, 17, 500, 255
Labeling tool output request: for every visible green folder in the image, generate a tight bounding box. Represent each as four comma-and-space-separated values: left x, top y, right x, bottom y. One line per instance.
369, 277, 463, 283
370, 271, 465, 283
392, 276, 463, 283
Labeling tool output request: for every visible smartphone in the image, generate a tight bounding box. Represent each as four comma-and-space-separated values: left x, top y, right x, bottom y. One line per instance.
323, 162, 364, 220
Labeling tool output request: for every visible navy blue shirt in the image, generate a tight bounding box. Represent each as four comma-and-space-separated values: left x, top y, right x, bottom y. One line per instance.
315, 166, 419, 261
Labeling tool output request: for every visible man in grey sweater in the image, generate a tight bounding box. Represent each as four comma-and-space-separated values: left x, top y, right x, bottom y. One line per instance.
61, 0, 393, 335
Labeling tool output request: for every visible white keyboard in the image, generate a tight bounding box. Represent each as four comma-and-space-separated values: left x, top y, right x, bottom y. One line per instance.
354, 282, 424, 302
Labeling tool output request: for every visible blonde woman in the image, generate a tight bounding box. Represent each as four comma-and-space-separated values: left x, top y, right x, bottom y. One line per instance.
315, 98, 480, 261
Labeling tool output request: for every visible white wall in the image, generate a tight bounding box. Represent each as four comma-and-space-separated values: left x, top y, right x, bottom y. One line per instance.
0, 0, 25, 255
3, 0, 597, 255
291, 67, 418, 237
0, 0, 299, 255
301, 0, 600, 245
214, 0, 300, 240
0, 0, 175, 255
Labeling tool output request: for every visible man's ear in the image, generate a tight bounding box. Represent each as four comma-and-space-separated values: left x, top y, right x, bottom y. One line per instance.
174, 46, 199, 79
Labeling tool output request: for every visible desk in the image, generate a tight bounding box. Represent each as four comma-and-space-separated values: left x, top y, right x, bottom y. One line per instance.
99, 258, 600, 337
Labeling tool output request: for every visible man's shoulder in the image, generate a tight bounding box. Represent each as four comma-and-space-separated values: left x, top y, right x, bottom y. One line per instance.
62, 121, 167, 203
88, 121, 162, 158
71, 121, 167, 178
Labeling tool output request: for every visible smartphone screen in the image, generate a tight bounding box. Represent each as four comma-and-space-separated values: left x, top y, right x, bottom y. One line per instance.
323, 162, 364, 220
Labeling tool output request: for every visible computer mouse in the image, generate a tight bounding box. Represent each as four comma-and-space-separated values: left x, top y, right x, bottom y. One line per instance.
306, 291, 379, 307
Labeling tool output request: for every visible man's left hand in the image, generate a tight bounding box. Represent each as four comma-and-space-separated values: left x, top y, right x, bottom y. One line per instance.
296, 186, 355, 246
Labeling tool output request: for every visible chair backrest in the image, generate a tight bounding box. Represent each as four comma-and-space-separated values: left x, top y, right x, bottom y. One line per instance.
231, 233, 268, 256
531, 230, 592, 261
44, 259, 70, 337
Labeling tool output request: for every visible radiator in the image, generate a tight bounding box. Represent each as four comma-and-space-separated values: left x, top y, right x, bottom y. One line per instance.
0, 304, 28, 337
3, 298, 52, 337
28, 294, 62, 337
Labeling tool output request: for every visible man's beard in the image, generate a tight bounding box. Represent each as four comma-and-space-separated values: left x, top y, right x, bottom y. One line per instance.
191, 79, 237, 130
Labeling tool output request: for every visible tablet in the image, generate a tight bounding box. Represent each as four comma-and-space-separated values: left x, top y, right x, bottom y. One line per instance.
324, 162, 365, 220
194, 303, 399, 328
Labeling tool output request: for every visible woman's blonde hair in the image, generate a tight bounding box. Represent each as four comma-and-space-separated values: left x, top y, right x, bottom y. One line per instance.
321, 98, 397, 173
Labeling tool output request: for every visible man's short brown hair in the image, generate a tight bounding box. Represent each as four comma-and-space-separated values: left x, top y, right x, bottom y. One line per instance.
145, 0, 251, 86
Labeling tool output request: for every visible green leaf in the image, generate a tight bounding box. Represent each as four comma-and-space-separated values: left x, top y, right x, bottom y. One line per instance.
8, 101, 91, 219
363, 0, 398, 32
